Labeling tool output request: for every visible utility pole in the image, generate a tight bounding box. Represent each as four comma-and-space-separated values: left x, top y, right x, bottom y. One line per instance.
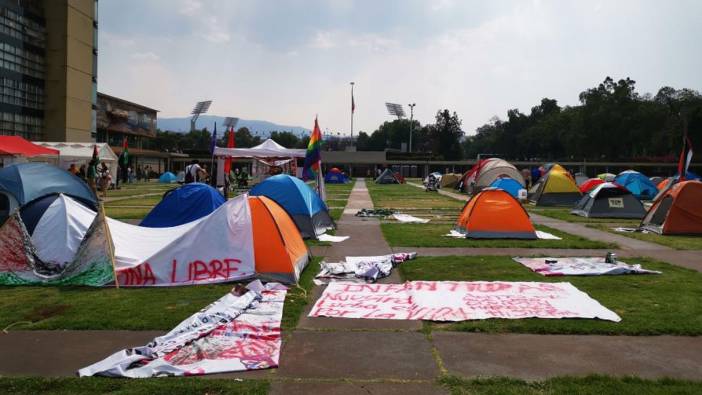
408, 103, 416, 152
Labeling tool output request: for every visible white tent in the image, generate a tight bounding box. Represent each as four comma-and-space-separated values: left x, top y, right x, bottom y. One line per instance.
36, 142, 118, 175
213, 138, 306, 158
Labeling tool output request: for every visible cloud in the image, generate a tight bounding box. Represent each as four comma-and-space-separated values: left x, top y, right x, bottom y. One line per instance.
179, 0, 202, 16
309, 31, 337, 49
131, 52, 160, 61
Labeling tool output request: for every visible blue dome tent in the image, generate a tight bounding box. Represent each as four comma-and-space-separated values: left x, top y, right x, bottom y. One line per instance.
615, 170, 659, 200
0, 163, 96, 224
489, 177, 525, 199
159, 171, 177, 183
140, 183, 225, 227
250, 174, 334, 239
324, 168, 349, 184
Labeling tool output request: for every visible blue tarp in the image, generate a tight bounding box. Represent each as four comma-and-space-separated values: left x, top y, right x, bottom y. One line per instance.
489, 177, 524, 198
615, 171, 659, 200
250, 174, 327, 216
324, 170, 349, 184
140, 183, 224, 227
0, 163, 96, 208
159, 172, 177, 183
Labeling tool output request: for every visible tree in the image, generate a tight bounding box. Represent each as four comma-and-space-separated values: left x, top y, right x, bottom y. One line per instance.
270, 131, 300, 148
431, 109, 463, 160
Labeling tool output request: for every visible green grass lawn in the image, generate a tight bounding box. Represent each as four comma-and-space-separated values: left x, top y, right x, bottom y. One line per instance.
105, 196, 164, 207
0, 377, 267, 395
400, 256, 702, 335
104, 207, 153, 220
588, 224, 702, 250
528, 207, 642, 226
439, 375, 702, 395
0, 258, 320, 332
381, 223, 615, 249
367, 183, 465, 210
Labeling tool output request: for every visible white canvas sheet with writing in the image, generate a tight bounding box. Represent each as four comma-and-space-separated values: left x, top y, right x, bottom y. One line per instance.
514, 257, 661, 276
309, 281, 620, 322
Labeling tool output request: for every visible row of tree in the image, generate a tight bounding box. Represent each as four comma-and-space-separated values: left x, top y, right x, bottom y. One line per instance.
150, 128, 309, 155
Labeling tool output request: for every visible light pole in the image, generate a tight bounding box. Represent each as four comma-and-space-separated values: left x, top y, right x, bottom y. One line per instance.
408, 103, 416, 152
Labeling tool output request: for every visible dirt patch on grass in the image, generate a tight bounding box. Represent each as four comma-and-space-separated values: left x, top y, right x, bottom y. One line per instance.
23, 304, 70, 322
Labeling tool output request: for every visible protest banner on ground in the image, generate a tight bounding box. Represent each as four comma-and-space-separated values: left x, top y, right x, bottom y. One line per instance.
514, 257, 661, 276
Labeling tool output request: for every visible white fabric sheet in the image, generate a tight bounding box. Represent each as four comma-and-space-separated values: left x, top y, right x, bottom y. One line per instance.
392, 213, 430, 223
514, 257, 661, 276
317, 233, 350, 243
310, 281, 620, 322
444, 229, 560, 240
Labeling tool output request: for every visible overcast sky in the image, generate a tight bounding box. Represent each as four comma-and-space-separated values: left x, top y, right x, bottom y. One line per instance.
98, 0, 702, 135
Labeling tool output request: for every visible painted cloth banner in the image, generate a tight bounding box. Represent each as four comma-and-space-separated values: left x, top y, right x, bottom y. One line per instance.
309, 281, 621, 322
514, 257, 661, 276
79, 281, 285, 377
315, 253, 417, 284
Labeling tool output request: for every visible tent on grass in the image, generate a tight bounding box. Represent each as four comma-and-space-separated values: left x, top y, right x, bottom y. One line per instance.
324, 168, 349, 184
159, 172, 177, 183
0, 193, 310, 285
250, 174, 334, 238
488, 177, 525, 199
375, 168, 401, 184
454, 188, 537, 239
140, 183, 225, 227
615, 170, 658, 200
393, 172, 406, 184
0, 163, 97, 224
641, 181, 702, 235
440, 173, 461, 189
528, 164, 582, 206
571, 182, 646, 219
579, 178, 605, 193
459, 158, 524, 194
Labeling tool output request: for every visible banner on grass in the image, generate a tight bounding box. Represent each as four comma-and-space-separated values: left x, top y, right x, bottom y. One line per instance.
309, 281, 620, 322
514, 257, 661, 276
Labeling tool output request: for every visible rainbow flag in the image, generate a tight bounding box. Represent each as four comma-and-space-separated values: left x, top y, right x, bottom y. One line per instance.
303, 117, 323, 181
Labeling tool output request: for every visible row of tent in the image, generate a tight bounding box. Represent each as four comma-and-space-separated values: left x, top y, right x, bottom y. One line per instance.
0, 164, 336, 286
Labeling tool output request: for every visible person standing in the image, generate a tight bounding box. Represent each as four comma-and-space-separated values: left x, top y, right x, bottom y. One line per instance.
78, 164, 87, 181
87, 149, 99, 198
184, 159, 207, 183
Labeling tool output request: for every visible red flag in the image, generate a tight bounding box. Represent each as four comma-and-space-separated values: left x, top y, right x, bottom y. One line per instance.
351, 89, 355, 113
224, 127, 235, 174
677, 133, 693, 181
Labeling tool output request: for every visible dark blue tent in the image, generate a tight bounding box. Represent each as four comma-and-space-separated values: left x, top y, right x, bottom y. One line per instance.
489, 177, 524, 199
615, 170, 659, 200
250, 174, 334, 238
0, 163, 97, 210
159, 171, 177, 183
324, 170, 349, 184
140, 183, 224, 227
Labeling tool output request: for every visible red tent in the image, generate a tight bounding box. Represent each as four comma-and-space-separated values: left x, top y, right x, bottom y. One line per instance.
0, 136, 59, 157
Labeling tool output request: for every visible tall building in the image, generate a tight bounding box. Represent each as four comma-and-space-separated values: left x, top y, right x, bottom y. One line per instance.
0, 0, 97, 142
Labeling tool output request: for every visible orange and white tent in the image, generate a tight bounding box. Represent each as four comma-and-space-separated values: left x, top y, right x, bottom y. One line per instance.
641, 181, 702, 235
454, 188, 537, 239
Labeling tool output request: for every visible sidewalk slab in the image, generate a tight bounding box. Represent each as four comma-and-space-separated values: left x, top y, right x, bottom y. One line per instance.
433, 332, 702, 380
277, 331, 438, 380
270, 381, 448, 395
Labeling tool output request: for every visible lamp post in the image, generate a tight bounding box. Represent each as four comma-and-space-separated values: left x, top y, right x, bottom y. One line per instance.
408, 103, 416, 153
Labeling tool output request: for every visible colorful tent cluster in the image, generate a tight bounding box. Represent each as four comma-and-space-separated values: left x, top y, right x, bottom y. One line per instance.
460, 158, 524, 194
0, 193, 310, 286
641, 181, 702, 235
571, 183, 646, 219
454, 188, 537, 239
141, 183, 225, 227
250, 174, 334, 239
528, 164, 582, 206
324, 167, 349, 184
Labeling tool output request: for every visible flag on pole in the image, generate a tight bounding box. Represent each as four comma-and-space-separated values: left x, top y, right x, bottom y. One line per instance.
210, 122, 217, 155
303, 117, 323, 181
224, 126, 235, 174
677, 127, 693, 181
351, 86, 355, 113
121, 137, 129, 166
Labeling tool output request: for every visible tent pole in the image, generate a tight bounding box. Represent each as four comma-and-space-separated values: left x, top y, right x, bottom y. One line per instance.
100, 203, 119, 288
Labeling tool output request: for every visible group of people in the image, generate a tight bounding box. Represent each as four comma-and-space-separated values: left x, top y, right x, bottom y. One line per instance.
67, 162, 155, 200
183, 159, 249, 189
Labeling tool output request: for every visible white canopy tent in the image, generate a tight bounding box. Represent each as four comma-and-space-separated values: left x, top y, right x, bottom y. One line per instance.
214, 139, 306, 184
36, 142, 118, 176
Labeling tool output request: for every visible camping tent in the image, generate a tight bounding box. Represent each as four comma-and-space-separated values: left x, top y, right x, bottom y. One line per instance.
571, 183, 646, 219
249, 174, 334, 238
460, 158, 524, 194
615, 170, 658, 200
36, 142, 118, 177
440, 173, 461, 189
641, 181, 702, 235
159, 172, 177, 183
324, 168, 349, 184
0, 193, 310, 286
454, 188, 537, 239
0, 163, 97, 224
579, 178, 605, 193
0, 136, 59, 166
214, 138, 307, 184
375, 168, 401, 184
140, 183, 225, 227
528, 164, 582, 206
488, 177, 525, 199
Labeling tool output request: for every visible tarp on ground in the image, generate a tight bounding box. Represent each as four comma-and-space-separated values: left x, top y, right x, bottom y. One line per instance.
309, 281, 620, 322
140, 183, 225, 227
315, 253, 416, 284
513, 257, 661, 276
79, 281, 285, 377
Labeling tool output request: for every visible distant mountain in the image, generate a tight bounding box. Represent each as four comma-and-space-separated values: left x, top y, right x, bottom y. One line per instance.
157, 115, 311, 137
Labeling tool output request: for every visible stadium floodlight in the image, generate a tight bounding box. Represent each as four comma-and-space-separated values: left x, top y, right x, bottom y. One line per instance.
190, 100, 213, 132
385, 102, 405, 119
223, 117, 239, 129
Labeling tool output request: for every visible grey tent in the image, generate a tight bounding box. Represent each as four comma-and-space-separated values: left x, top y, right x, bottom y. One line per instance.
375, 169, 400, 184
571, 182, 645, 219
